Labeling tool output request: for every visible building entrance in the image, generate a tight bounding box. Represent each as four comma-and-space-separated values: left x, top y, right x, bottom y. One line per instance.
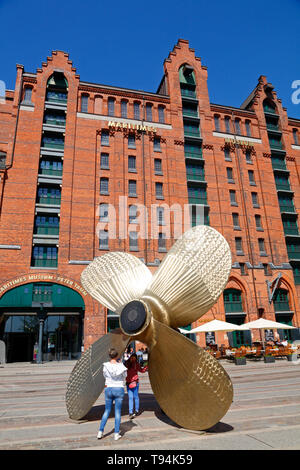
0, 282, 85, 363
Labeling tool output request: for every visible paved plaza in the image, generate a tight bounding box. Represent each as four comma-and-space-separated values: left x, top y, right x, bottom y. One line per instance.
0, 358, 300, 450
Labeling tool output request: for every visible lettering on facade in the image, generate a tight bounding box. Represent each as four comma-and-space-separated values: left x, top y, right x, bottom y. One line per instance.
225, 138, 254, 148
108, 121, 157, 134
0, 274, 88, 297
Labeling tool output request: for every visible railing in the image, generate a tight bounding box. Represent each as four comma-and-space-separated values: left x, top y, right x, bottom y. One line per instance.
182, 109, 198, 117
224, 302, 243, 313
272, 160, 287, 171
34, 226, 60, 235
264, 105, 277, 114
186, 172, 205, 182
275, 182, 291, 191
37, 196, 61, 206
39, 168, 63, 177
44, 118, 66, 127
31, 259, 58, 268
184, 129, 201, 137
279, 203, 295, 213
181, 88, 197, 99
287, 250, 300, 260
274, 301, 291, 312
284, 227, 299, 236
185, 151, 203, 159
293, 274, 300, 285
269, 141, 283, 150
46, 92, 67, 104
42, 141, 64, 150
188, 196, 207, 205
267, 122, 280, 131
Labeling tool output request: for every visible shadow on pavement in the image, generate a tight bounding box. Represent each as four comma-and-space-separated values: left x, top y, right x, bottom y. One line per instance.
79, 392, 234, 436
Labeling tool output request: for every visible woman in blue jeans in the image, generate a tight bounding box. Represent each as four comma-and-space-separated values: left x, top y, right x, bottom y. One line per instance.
125, 353, 148, 419
97, 348, 127, 441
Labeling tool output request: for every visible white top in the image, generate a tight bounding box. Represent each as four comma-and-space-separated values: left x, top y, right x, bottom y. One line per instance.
103, 361, 127, 388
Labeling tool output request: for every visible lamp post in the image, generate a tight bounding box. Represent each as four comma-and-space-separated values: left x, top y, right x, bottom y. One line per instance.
37, 303, 47, 364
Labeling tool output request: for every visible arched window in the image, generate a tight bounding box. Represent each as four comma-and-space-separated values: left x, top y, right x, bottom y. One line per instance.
99, 203, 109, 222
129, 205, 138, 223
263, 99, 277, 114
146, 103, 153, 122
121, 100, 128, 118
179, 64, 196, 98
23, 86, 33, 103
224, 288, 243, 313
108, 97, 115, 117
293, 128, 299, 145
158, 105, 165, 124
224, 116, 231, 133
234, 118, 241, 135
134, 102, 140, 120
46, 73, 68, 104
81, 94, 89, 113
273, 288, 290, 312
214, 115, 220, 132
245, 120, 252, 137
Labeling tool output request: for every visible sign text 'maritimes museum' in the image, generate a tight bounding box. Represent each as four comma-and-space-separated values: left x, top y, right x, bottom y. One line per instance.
0, 274, 88, 297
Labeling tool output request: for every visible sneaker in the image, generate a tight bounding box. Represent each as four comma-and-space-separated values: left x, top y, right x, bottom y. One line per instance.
114, 433, 122, 441
97, 431, 103, 439
129, 413, 135, 419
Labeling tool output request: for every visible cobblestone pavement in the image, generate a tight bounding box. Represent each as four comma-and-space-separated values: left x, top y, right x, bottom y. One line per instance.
1, 359, 300, 450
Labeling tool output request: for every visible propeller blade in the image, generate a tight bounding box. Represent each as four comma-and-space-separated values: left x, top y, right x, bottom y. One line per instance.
142, 225, 231, 328
66, 328, 131, 420
147, 319, 233, 430
81, 252, 152, 314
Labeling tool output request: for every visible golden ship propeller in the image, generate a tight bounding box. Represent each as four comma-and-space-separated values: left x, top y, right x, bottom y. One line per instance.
66, 225, 233, 430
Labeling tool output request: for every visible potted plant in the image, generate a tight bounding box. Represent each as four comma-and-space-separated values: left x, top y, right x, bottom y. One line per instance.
234, 349, 247, 365
286, 350, 298, 362
264, 354, 275, 363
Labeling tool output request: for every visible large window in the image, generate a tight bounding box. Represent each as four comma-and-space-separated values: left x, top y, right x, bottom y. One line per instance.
129, 231, 138, 251
34, 215, 59, 235
101, 131, 109, 146
100, 153, 109, 169
155, 182, 164, 199
81, 94, 89, 113
37, 187, 61, 205
224, 288, 243, 313
32, 246, 58, 267
146, 103, 153, 122
128, 180, 137, 197
121, 100, 127, 118
158, 106, 165, 124
100, 177, 109, 195
134, 102, 140, 120
128, 155, 136, 172
108, 98, 115, 116
99, 230, 109, 250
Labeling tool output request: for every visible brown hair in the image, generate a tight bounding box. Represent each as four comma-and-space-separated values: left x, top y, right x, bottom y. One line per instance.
109, 348, 118, 359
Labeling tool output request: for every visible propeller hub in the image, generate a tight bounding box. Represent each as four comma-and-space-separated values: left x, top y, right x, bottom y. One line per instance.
120, 300, 148, 335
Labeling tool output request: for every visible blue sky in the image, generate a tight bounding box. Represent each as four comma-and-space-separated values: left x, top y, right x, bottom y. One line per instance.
1, 0, 299, 117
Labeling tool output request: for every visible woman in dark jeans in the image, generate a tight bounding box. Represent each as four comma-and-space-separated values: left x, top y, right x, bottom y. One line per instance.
97, 348, 127, 441
125, 353, 148, 419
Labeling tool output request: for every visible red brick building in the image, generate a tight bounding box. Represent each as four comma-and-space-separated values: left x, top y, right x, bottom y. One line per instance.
0, 39, 300, 362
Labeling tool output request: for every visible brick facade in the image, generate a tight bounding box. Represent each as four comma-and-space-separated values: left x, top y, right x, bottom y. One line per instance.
0, 40, 300, 357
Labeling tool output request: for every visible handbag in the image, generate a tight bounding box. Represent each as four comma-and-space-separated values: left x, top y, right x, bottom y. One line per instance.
129, 381, 137, 389
128, 373, 139, 389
